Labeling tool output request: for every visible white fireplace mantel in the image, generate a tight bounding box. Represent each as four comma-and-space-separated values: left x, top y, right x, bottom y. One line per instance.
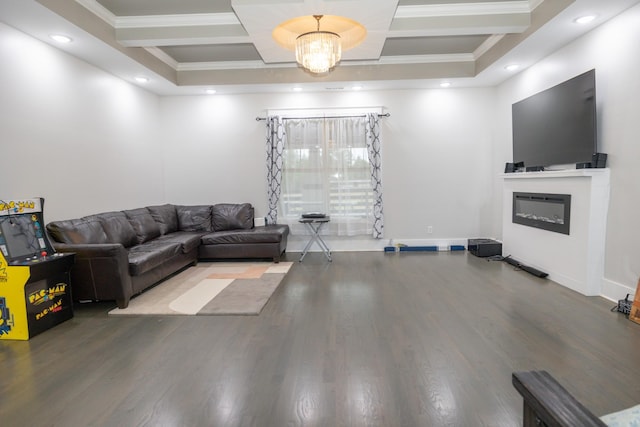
501, 168, 610, 180
501, 169, 610, 296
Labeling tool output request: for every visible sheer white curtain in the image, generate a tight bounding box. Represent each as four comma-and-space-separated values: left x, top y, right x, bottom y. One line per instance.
278, 116, 376, 236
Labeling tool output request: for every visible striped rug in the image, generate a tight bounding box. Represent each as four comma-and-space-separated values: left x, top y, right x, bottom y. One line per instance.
108, 261, 293, 316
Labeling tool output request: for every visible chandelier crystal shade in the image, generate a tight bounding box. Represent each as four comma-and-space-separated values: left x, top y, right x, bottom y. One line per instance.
295, 15, 341, 74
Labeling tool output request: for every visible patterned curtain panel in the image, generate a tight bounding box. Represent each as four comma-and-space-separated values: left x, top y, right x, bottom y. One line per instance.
365, 113, 384, 238
265, 116, 285, 224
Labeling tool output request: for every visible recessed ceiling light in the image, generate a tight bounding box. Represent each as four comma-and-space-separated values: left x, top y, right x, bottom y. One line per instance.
50, 34, 72, 43
505, 64, 520, 72
135, 76, 149, 83
205, 88, 216, 95
574, 15, 597, 24
440, 82, 451, 88
352, 85, 363, 90
292, 87, 303, 92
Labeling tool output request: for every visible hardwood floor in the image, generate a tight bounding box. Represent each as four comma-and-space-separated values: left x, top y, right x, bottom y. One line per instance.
2, 251, 640, 426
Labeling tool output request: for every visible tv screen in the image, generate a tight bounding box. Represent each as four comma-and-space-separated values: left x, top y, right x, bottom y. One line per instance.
512, 69, 597, 168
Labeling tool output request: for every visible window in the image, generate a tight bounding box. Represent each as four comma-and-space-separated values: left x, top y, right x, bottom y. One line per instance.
279, 117, 375, 236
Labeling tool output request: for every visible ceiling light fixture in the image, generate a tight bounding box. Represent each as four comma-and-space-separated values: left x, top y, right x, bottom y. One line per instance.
440, 82, 451, 88
50, 34, 72, 43
574, 15, 596, 24
135, 76, 149, 83
505, 64, 520, 71
273, 15, 366, 76
295, 15, 341, 74
205, 88, 216, 95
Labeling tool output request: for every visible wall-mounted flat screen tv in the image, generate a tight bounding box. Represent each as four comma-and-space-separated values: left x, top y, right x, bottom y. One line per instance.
512, 69, 597, 169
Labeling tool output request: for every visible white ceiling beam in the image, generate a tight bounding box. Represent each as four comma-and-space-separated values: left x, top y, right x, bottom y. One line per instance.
112, 12, 249, 47
116, 25, 250, 47
394, 1, 531, 19
389, 13, 530, 38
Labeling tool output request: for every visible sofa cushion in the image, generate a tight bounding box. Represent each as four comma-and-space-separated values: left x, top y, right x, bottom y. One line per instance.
212, 203, 253, 231
46, 217, 108, 244
127, 241, 182, 276
90, 212, 138, 248
147, 204, 178, 235
176, 205, 212, 232
124, 208, 161, 244
201, 225, 288, 245
155, 231, 204, 254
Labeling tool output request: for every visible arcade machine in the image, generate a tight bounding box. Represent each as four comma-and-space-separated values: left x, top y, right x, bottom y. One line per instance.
0, 197, 74, 340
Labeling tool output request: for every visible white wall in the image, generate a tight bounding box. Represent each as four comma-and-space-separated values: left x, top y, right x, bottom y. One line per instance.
3, 2, 638, 297
1, 21, 497, 250
159, 87, 496, 248
0, 23, 164, 221
493, 4, 640, 298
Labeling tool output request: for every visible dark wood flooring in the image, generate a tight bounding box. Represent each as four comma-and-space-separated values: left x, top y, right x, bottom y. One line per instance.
2, 251, 640, 426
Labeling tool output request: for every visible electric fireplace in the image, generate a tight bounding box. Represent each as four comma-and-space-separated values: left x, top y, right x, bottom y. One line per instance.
512, 192, 571, 235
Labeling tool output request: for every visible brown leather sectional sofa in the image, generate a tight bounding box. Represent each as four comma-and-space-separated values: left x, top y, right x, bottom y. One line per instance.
46, 203, 289, 308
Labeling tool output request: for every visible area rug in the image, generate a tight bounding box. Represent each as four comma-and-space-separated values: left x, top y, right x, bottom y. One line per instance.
108, 261, 293, 316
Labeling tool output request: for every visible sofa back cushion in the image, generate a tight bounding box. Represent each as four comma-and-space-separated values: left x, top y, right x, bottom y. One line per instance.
212, 203, 254, 231
46, 217, 108, 244
176, 205, 213, 232
91, 212, 138, 248
123, 208, 161, 244
147, 204, 178, 235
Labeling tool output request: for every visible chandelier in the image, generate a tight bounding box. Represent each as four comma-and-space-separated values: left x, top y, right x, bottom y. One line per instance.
272, 15, 366, 75
295, 15, 341, 74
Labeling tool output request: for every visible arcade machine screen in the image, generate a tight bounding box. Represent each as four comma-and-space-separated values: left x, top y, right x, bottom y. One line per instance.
0, 198, 54, 265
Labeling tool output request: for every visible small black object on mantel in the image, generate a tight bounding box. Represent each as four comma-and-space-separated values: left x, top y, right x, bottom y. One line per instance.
504, 161, 524, 173
592, 152, 607, 168
577, 153, 607, 169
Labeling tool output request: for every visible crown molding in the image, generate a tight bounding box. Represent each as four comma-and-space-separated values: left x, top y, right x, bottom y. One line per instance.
177, 60, 294, 72
145, 47, 179, 69
373, 53, 475, 65
175, 53, 475, 72
75, 0, 116, 26
474, 34, 505, 58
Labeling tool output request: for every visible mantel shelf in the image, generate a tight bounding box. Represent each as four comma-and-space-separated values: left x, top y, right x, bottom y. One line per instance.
501, 168, 610, 179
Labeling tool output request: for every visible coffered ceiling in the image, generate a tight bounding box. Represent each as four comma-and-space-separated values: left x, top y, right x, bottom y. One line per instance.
2, 0, 639, 94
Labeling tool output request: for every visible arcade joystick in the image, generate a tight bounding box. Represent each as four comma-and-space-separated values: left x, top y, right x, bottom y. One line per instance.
41, 251, 48, 258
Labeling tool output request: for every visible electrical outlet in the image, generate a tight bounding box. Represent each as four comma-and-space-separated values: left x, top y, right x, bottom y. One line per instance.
427, 226, 433, 234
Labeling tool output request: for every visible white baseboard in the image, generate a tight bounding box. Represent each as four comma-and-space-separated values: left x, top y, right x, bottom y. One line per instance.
387, 237, 479, 250
601, 278, 636, 302
286, 236, 386, 252
286, 236, 485, 253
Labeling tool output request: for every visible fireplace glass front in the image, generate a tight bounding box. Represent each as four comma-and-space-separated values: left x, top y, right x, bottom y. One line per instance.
512, 192, 571, 235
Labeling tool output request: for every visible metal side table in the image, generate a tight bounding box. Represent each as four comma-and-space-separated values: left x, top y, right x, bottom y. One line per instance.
298, 216, 332, 262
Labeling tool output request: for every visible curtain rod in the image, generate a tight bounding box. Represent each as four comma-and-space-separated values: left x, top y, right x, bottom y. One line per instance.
255, 113, 390, 121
